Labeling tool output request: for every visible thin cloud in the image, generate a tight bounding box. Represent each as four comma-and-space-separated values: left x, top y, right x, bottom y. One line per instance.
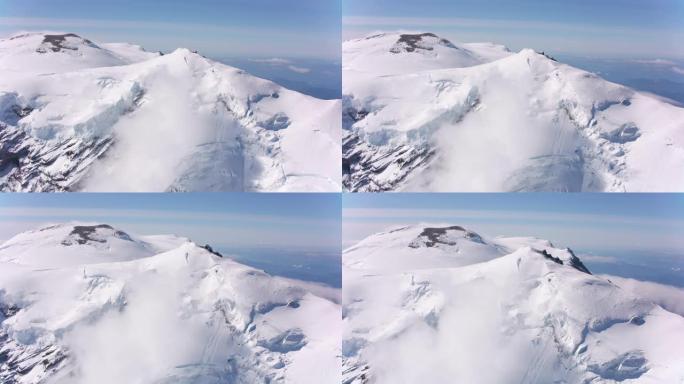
249, 58, 292, 64
248, 58, 311, 74
579, 254, 619, 263
632, 58, 678, 66
287, 65, 311, 74
599, 275, 684, 316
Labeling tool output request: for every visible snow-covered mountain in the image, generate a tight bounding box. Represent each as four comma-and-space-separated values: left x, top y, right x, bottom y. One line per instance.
343, 224, 684, 383
0, 32, 340, 192
343, 32, 684, 192
0, 223, 341, 384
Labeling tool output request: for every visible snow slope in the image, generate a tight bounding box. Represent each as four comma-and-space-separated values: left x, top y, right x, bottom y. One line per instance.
343, 225, 684, 383
0, 223, 341, 384
0, 32, 340, 192
343, 32, 684, 192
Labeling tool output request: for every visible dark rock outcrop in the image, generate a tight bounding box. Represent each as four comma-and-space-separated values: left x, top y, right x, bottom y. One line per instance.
390, 33, 457, 54
61, 224, 132, 246
409, 226, 484, 248
36, 33, 98, 53
201, 244, 223, 258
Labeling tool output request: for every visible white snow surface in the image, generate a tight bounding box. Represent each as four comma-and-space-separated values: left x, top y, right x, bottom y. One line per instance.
0, 223, 341, 384
342, 32, 684, 192
0, 32, 340, 192
342, 224, 684, 383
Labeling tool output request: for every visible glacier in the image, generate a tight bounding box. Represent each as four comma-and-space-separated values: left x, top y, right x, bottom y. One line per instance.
343, 32, 684, 192
342, 224, 684, 383
0, 223, 341, 383
0, 32, 341, 192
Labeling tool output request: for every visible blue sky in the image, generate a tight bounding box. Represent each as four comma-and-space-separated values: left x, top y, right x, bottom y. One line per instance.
0, 193, 341, 251
0, 0, 341, 59
343, 0, 684, 59
343, 193, 684, 254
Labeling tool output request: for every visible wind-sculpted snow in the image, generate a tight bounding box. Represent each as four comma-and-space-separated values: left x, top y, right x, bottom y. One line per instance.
343, 32, 684, 192
0, 32, 341, 192
0, 223, 341, 384
343, 225, 684, 383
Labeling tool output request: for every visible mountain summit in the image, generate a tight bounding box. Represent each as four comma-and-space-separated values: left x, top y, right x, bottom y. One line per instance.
0, 32, 160, 74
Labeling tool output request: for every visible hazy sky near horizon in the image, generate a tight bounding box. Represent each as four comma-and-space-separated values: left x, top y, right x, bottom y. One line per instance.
0, 194, 341, 251
0, 0, 341, 59
343, 0, 684, 59
343, 194, 684, 254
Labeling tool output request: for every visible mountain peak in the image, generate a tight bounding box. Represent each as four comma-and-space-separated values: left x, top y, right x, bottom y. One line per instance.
2, 222, 138, 249
4, 31, 100, 53
343, 30, 487, 76
0, 30, 140, 75
35, 32, 100, 53
0, 223, 169, 267
389, 32, 458, 54
408, 225, 485, 248
168, 47, 196, 57
60, 223, 133, 246
346, 225, 596, 276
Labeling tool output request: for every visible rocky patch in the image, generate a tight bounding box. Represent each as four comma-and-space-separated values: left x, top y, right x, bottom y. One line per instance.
409, 226, 484, 248
61, 224, 133, 246
389, 33, 457, 54
36, 33, 98, 54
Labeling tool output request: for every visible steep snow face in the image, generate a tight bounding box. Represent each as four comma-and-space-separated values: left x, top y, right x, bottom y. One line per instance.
343, 32, 684, 192
0, 32, 341, 192
0, 223, 341, 384
343, 225, 684, 383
